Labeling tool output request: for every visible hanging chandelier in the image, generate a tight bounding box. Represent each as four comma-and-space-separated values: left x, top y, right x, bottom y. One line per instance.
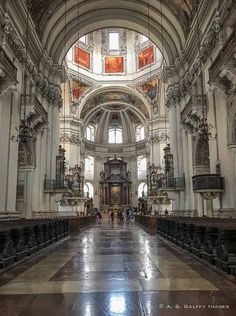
18, 119, 36, 143
192, 116, 214, 142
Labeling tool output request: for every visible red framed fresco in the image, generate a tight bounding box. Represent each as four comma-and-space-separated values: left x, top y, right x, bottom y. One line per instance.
104, 56, 124, 74
138, 46, 154, 70
74, 46, 91, 69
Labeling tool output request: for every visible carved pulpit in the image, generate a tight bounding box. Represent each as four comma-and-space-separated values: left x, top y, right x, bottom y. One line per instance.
100, 156, 132, 208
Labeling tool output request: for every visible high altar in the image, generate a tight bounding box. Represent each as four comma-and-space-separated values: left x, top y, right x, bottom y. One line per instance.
99, 156, 132, 212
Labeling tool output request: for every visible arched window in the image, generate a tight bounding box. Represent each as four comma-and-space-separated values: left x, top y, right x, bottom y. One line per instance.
85, 125, 95, 141
84, 182, 94, 198
85, 156, 94, 180
108, 127, 123, 144
109, 32, 119, 50
138, 183, 148, 197
137, 156, 147, 180
136, 125, 145, 141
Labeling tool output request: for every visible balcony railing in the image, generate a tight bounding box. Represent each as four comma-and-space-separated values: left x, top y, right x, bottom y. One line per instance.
158, 177, 185, 190
44, 179, 74, 191
44, 180, 92, 199
192, 174, 224, 192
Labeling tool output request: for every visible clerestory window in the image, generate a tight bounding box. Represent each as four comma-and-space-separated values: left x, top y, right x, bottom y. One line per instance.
108, 127, 123, 144
85, 125, 95, 141
137, 156, 147, 180
109, 32, 119, 50
136, 125, 145, 141
85, 156, 94, 180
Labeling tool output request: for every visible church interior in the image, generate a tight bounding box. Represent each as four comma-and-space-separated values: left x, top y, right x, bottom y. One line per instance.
1, 0, 236, 315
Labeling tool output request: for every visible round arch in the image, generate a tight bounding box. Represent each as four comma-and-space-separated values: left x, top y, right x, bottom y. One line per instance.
40, 0, 186, 66
138, 182, 148, 198
84, 182, 94, 198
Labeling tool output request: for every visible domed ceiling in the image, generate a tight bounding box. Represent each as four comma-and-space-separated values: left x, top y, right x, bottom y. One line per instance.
84, 104, 146, 144
80, 89, 150, 121
67, 28, 161, 126
61, 25, 164, 146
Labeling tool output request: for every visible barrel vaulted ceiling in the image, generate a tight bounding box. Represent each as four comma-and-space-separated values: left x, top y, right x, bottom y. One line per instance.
28, 0, 198, 66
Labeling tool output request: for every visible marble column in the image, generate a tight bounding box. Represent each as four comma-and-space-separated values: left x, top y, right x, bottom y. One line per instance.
168, 105, 179, 176
0, 90, 18, 214
187, 132, 195, 211
182, 128, 191, 210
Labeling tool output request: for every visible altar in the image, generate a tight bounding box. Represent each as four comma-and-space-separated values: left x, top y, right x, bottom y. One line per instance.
99, 156, 132, 210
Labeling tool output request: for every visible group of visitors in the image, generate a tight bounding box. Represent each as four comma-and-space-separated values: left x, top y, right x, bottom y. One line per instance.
117, 209, 124, 223
115, 208, 134, 223
94, 207, 134, 224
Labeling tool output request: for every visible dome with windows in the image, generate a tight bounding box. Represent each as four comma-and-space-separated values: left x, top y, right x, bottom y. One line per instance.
66, 28, 163, 80
64, 28, 163, 147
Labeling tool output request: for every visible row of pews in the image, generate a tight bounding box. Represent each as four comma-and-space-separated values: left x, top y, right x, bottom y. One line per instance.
0, 215, 96, 270
135, 215, 236, 276
0, 218, 69, 270
158, 217, 236, 275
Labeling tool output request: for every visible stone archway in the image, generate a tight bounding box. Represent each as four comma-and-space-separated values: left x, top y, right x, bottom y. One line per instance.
30, 0, 187, 66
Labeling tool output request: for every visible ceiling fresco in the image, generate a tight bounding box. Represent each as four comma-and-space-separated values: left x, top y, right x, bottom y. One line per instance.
80, 90, 149, 120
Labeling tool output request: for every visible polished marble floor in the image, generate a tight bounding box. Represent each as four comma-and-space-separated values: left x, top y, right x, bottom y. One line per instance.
0, 220, 236, 315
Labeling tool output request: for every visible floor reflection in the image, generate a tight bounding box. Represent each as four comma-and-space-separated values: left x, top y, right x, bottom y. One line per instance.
0, 221, 236, 315
109, 293, 126, 314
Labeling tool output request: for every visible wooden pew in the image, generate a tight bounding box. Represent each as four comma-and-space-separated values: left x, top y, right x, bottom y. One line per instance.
136, 215, 236, 276
0, 218, 69, 270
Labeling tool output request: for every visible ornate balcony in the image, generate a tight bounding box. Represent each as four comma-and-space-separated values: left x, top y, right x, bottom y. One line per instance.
192, 174, 224, 193
209, 32, 236, 83
158, 177, 185, 191
44, 179, 74, 193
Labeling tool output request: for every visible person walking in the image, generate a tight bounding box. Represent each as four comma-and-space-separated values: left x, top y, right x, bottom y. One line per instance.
111, 210, 114, 223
